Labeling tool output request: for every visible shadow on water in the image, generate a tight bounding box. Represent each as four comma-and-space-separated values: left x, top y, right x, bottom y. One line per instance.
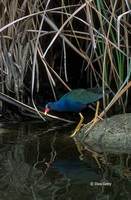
0, 120, 131, 200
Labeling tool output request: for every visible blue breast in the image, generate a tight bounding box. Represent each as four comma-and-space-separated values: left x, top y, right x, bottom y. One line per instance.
49, 99, 87, 112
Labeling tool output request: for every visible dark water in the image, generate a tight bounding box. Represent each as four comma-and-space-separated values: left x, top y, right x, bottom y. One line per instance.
0, 120, 131, 200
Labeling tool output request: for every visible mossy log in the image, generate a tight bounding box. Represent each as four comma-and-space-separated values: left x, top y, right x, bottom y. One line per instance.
75, 113, 131, 154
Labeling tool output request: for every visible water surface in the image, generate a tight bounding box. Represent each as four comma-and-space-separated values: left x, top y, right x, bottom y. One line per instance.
0, 120, 131, 200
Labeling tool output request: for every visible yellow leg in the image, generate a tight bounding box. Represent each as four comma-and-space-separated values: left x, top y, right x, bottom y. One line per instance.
70, 112, 84, 137
70, 101, 101, 137
91, 101, 100, 124
85, 101, 102, 134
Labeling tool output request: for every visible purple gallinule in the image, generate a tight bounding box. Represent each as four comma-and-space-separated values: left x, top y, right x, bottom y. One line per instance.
44, 88, 107, 137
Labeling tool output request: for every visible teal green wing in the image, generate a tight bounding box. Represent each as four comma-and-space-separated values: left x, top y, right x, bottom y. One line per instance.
60, 88, 104, 104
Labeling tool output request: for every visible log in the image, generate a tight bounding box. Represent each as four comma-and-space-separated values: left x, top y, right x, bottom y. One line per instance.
75, 113, 131, 154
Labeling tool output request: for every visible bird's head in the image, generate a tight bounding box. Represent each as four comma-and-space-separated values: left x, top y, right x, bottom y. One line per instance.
44, 102, 54, 115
